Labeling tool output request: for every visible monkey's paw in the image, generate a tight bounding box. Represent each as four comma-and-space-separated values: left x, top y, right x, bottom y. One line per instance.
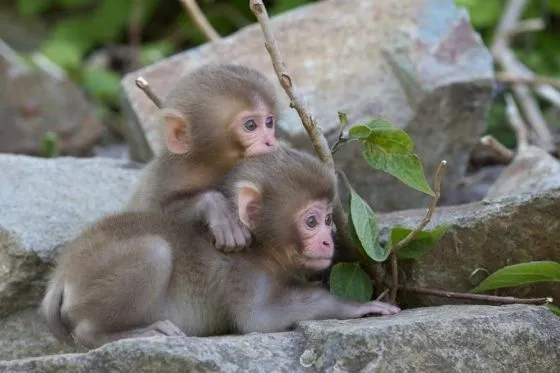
211, 220, 252, 253
150, 320, 187, 337
360, 301, 401, 316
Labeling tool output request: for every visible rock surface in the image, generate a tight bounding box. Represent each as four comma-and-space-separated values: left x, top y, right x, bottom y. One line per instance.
0, 154, 140, 318
120, 0, 494, 212
0, 58, 104, 157
379, 189, 560, 307
486, 145, 560, 199
1, 305, 558, 372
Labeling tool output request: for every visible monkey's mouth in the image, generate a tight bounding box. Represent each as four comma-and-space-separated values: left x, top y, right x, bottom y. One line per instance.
304, 255, 332, 268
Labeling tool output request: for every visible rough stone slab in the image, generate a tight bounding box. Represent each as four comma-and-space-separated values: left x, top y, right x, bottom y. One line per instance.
379, 189, 560, 306
0, 155, 140, 317
486, 145, 560, 199
120, 0, 494, 212
1, 305, 558, 372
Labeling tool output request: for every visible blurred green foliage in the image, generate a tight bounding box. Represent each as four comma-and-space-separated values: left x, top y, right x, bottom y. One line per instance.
5, 0, 560, 147
8, 0, 315, 109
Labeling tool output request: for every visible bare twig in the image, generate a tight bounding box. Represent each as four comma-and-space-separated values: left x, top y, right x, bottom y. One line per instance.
479, 135, 514, 163
127, 0, 144, 68
249, 0, 333, 167
389, 160, 447, 303
504, 93, 529, 150
249, 0, 356, 258
491, 0, 555, 152
496, 73, 560, 88
504, 18, 545, 35
135, 76, 163, 108
179, 0, 220, 42
399, 285, 552, 305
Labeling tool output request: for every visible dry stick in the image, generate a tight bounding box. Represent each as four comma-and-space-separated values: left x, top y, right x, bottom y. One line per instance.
504, 18, 544, 35
479, 135, 514, 163
248, 0, 361, 272
135, 77, 163, 109
399, 286, 551, 305
179, 0, 221, 42
249, 0, 333, 167
504, 93, 529, 151
491, 0, 554, 152
496, 73, 560, 88
389, 160, 447, 303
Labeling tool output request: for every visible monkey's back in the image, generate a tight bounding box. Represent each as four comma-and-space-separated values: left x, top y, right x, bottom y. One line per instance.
60, 210, 239, 337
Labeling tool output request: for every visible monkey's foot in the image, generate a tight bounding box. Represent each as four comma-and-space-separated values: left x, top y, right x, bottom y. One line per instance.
148, 320, 187, 337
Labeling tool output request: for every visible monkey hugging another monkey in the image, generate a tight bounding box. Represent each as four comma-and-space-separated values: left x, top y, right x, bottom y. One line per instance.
40, 64, 400, 350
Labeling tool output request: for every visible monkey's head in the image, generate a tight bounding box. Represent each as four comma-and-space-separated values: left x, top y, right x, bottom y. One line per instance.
161, 64, 279, 164
223, 146, 338, 273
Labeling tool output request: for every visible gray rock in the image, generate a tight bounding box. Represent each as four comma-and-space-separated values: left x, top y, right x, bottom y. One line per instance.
486, 145, 560, 199
120, 0, 494, 212
0, 56, 104, 157
1, 305, 558, 372
0, 154, 140, 318
379, 189, 560, 307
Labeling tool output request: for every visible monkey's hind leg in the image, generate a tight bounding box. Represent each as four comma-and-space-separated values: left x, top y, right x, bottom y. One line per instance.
65, 235, 181, 348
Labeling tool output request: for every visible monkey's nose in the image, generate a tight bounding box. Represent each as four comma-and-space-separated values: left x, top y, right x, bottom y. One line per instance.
322, 240, 331, 247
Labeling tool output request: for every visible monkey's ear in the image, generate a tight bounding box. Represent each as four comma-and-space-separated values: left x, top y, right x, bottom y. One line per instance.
237, 182, 261, 229
163, 109, 190, 154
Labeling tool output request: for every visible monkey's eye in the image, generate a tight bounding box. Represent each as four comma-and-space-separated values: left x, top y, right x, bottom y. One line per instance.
244, 119, 257, 131
325, 214, 333, 226
305, 215, 318, 228
265, 116, 274, 128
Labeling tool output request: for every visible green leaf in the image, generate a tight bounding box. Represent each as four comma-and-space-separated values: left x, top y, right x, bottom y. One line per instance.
338, 111, 349, 130
350, 119, 433, 196
81, 68, 121, 104
17, 0, 53, 16
349, 188, 388, 262
40, 132, 60, 158
471, 261, 560, 293
390, 225, 450, 259
547, 303, 560, 316
329, 262, 373, 302
41, 40, 82, 70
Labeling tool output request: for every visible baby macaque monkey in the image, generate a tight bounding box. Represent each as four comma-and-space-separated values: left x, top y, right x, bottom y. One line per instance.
128, 63, 279, 251
41, 146, 400, 349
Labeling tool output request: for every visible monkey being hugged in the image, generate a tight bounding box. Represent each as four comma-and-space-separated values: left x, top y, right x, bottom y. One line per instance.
41, 146, 400, 349
128, 64, 279, 252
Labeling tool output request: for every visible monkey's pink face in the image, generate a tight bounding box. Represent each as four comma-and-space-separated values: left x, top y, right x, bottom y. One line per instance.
232, 105, 278, 156
296, 200, 334, 271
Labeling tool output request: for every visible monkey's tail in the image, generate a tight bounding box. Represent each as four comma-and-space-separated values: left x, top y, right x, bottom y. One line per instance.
40, 273, 75, 345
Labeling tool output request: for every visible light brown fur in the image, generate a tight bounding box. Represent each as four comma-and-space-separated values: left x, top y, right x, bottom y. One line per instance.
41, 146, 400, 349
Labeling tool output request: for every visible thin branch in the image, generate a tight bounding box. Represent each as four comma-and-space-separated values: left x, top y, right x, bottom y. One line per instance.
179, 0, 220, 42
491, 0, 555, 152
504, 93, 529, 150
389, 160, 447, 303
249, 0, 356, 258
399, 285, 552, 305
496, 73, 560, 88
504, 18, 545, 36
249, 0, 333, 167
135, 76, 163, 108
479, 135, 514, 163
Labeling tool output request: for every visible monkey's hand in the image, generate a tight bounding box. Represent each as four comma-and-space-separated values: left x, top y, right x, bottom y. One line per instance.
202, 191, 252, 252
358, 301, 401, 316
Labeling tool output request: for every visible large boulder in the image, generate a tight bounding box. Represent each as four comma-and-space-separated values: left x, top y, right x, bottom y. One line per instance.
120, 0, 494, 212
0, 155, 140, 318
1, 305, 558, 372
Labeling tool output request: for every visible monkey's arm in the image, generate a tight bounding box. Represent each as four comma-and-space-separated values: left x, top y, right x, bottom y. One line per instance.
234, 284, 400, 334
166, 190, 251, 252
